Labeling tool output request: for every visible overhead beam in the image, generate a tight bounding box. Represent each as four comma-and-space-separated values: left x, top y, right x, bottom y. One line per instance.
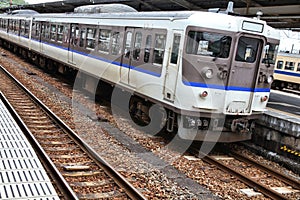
136, 0, 161, 11
235, 5, 300, 16
168, 0, 202, 10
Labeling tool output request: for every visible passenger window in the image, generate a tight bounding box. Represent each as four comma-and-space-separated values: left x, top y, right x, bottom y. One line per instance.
284, 61, 295, 71
144, 35, 152, 63
99, 29, 111, 53
153, 34, 166, 65
111, 32, 121, 55
171, 34, 181, 64
297, 63, 300, 72
86, 28, 96, 49
71, 26, 80, 46
133, 32, 142, 60
235, 37, 261, 63
50, 24, 56, 41
276, 60, 283, 69
20, 20, 26, 36
124, 32, 132, 58
57, 25, 64, 43
35, 23, 40, 37
79, 28, 86, 47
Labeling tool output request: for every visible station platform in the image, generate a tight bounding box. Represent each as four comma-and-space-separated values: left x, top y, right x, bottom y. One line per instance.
0, 98, 60, 199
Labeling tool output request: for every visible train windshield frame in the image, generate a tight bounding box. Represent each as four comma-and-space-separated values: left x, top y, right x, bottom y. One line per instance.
186, 30, 232, 59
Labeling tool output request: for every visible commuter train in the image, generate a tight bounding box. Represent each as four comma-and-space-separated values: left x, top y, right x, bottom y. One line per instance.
272, 52, 300, 91
0, 3, 280, 142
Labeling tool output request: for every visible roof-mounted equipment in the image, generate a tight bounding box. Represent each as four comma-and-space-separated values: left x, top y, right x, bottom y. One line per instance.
74, 4, 137, 14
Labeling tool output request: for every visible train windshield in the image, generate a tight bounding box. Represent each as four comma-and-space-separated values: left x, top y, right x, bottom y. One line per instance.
261, 43, 278, 65
186, 31, 232, 58
235, 37, 262, 63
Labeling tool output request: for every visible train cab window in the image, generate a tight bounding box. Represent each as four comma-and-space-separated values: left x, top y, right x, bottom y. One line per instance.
144, 35, 152, 63
124, 32, 132, 58
284, 61, 295, 71
297, 63, 300, 72
133, 32, 142, 60
153, 34, 166, 65
276, 60, 283, 69
186, 31, 231, 58
99, 29, 111, 53
262, 43, 278, 65
86, 28, 96, 50
111, 32, 121, 55
235, 37, 261, 63
50, 24, 57, 41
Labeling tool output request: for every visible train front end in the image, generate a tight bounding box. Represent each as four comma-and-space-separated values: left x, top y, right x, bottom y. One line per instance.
177, 12, 280, 142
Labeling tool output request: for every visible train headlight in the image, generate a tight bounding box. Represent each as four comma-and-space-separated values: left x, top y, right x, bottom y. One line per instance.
200, 91, 208, 98
202, 68, 214, 79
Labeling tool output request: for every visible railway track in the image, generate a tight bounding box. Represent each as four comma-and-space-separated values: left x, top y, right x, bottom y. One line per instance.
191, 146, 300, 200
0, 65, 146, 199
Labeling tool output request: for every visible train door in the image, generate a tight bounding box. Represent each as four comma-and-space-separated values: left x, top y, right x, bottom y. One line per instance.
39, 22, 46, 53
68, 23, 78, 64
227, 35, 265, 113
120, 27, 143, 87
163, 30, 183, 102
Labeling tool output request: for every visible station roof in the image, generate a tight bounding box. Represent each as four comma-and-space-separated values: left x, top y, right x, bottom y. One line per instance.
2, 0, 300, 30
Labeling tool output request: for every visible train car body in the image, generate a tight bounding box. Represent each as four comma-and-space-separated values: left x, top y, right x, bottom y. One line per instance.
0, 4, 280, 142
273, 52, 300, 90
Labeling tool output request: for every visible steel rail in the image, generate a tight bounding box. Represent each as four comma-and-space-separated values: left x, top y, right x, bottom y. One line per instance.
0, 91, 78, 199
230, 151, 300, 190
0, 65, 146, 200
201, 153, 290, 200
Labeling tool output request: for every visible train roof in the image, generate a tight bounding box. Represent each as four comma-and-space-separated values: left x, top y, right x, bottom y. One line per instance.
0, 7, 280, 41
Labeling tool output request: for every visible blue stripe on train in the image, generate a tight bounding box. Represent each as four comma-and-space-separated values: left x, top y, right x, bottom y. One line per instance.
183, 81, 270, 92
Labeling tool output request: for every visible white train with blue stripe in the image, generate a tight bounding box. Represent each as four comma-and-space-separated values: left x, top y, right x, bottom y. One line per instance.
272, 52, 300, 91
0, 3, 280, 142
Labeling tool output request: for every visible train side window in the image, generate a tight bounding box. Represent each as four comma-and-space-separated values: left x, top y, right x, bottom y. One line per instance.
124, 31, 132, 58
86, 28, 96, 50
71, 26, 80, 46
34, 22, 40, 37
297, 63, 300, 72
276, 60, 283, 69
171, 34, 181, 64
14, 20, 19, 34
50, 24, 56, 41
99, 29, 111, 53
57, 25, 64, 43
284, 61, 295, 71
111, 32, 121, 55
20, 20, 26, 36
144, 35, 152, 63
133, 32, 142, 60
153, 34, 166, 65
79, 28, 86, 48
